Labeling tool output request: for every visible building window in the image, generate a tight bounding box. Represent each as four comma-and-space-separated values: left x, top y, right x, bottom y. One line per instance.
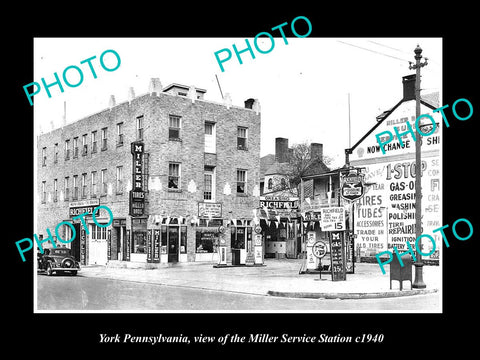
81, 173, 87, 199
91, 224, 107, 240
204, 122, 216, 153
132, 231, 146, 254
64, 177, 69, 201
267, 178, 273, 190
196, 229, 218, 253
281, 178, 287, 189
53, 179, 58, 202
101, 128, 108, 151
101, 169, 107, 195
169, 115, 181, 140
116, 166, 123, 194
91, 171, 97, 198
53, 143, 58, 164
42, 147, 47, 166
116, 122, 124, 146
65, 139, 70, 160
136, 115, 144, 140
41, 181, 46, 203
82, 134, 88, 155
91, 131, 97, 153
168, 163, 180, 189
236, 169, 247, 194
73, 175, 78, 200
204, 166, 215, 201
73, 137, 79, 158
237, 127, 248, 150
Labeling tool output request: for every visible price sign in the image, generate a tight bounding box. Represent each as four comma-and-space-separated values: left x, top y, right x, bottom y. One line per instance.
329, 232, 346, 281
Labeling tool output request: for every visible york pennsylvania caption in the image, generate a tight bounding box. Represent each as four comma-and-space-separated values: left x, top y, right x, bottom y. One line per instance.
32, 34, 444, 313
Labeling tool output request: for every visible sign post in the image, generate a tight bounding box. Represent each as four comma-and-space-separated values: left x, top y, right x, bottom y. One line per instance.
306, 231, 317, 271
312, 240, 327, 280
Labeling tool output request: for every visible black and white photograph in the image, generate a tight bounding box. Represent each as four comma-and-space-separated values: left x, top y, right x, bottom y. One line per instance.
9, 7, 479, 354
32, 37, 443, 313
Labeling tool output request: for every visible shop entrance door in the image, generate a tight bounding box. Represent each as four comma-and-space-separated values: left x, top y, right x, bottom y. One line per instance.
168, 227, 179, 263
90, 238, 108, 265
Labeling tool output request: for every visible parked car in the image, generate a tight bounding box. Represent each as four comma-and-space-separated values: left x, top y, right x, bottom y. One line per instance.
37, 248, 80, 276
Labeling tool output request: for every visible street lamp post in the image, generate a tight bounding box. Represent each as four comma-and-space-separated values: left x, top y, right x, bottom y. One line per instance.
409, 45, 428, 289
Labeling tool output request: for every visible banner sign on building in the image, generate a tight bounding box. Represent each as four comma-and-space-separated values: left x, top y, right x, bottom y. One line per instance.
69, 198, 100, 218
125, 229, 131, 261
147, 229, 152, 263
320, 207, 346, 231
198, 202, 222, 218
80, 229, 86, 265
259, 195, 299, 209
153, 229, 160, 263
130, 141, 145, 217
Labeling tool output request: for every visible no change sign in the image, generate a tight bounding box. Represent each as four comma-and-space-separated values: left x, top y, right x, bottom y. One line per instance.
320, 207, 346, 231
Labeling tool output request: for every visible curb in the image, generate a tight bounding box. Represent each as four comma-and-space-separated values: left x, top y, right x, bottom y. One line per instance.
267, 288, 438, 299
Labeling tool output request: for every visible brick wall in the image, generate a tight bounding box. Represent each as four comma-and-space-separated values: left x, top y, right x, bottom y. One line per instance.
37, 90, 261, 262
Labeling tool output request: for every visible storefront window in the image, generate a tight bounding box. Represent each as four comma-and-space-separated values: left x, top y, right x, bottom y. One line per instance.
196, 230, 218, 253
132, 231, 146, 253
91, 224, 107, 240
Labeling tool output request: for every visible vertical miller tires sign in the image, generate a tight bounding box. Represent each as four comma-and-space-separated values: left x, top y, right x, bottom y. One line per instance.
130, 141, 145, 216
340, 170, 365, 201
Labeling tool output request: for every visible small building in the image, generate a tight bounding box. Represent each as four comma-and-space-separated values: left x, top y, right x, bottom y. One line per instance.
259, 137, 331, 259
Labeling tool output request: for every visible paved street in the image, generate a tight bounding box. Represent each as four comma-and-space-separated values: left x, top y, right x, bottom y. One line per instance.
37, 274, 440, 311
36, 259, 441, 312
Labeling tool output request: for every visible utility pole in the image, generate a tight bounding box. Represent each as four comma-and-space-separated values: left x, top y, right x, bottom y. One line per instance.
409, 45, 428, 289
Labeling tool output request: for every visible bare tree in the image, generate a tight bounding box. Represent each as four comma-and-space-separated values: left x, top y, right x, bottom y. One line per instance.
284, 142, 333, 189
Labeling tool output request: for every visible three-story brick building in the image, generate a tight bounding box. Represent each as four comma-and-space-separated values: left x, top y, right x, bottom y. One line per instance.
36, 80, 261, 266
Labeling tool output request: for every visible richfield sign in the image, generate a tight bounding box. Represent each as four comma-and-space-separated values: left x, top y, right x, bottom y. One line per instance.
340, 171, 365, 201
129, 141, 145, 217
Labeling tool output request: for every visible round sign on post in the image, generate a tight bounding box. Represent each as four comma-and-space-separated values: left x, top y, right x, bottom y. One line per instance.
312, 241, 327, 259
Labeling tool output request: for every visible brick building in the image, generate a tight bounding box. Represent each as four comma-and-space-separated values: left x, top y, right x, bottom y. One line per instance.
36, 80, 261, 266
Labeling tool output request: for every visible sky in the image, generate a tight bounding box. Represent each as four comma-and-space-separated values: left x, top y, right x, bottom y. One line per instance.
33, 37, 442, 167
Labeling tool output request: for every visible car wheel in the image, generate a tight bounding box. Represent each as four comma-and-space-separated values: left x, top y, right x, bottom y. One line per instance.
46, 263, 54, 276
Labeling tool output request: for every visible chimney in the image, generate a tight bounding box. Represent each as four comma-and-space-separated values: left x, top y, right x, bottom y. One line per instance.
244, 98, 255, 109
149, 78, 162, 96
224, 93, 232, 109
275, 137, 289, 163
252, 99, 261, 114
188, 85, 196, 103
128, 87, 135, 103
402, 74, 416, 101
310, 143, 323, 161
109, 95, 116, 109
62, 101, 67, 126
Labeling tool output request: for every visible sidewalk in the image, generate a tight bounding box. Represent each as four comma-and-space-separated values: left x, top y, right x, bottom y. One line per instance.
79, 258, 440, 300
